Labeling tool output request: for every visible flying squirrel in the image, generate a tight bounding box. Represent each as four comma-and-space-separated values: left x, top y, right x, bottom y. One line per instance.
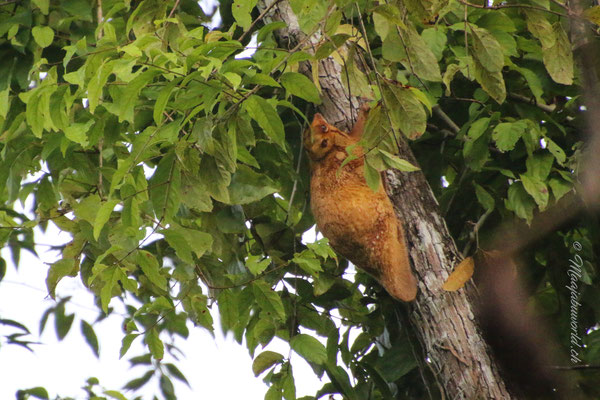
304, 104, 418, 302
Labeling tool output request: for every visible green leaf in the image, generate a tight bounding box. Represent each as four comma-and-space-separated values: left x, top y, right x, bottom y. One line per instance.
526, 152, 554, 181
32, 0, 49, 14
244, 95, 286, 148
104, 390, 128, 400
379, 149, 420, 171
146, 328, 164, 360
228, 165, 278, 204
282, 367, 296, 400
361, 362, 394, 399
165, 363, 190, 387
199, 155, 231, 203
516, 67, 544, 104
123, 370, 154, 391
218, 289, 239, 331
32, 26, 54, 48
45, 259, 77, 299
373, 4, 406, 31
525, 10, 555, 48
542, 23, 573, 85
400, 25, 442, 81
111, 69, 161, 123
474, 183, 495, 212
363, 159, 381, 192
290, 0, 328, 34
137, 251, 167, 290
373, 11, 391, 40
306, 238, 337, 261
383, 85, 427, 139
382, 30, 406, 63
87, 60, 114, 114
93, 200, 119, 240
232, 0, 257, 30
100, 267, 119, 313
383, 26, 443, 81
64, 119, 94, 147
463, 131, 490, 171
81, 320, 99, 357
257, 21, 287, 42
120, 333, 140, 358
280, 72, 321, 104
473, 57, 506, 103
372, 341, 417, 381
162, 228, 194, 264
246, 254, 271, 275
505, 182, 536, 223
23, 89, 43, 138
520, 174, 549, 210
252, 281, 286, 321
548, 178, 572, 202
245, 73, 281, 88
0, 88, 10, 119
54, 303, 74, 340
290, 334, 327, 365
265, 385, 282, 400
492, 121, 526, 152
545, 137, 566, 165
149, 151, 181, 221
252, 351, 284, 376
470, 25, 504, 72
293, 250, 323, 276
584, 5, 600, 25
17, 387, 49, 400
154, 77, 183, 124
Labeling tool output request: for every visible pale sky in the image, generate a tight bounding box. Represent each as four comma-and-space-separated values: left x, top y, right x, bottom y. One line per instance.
0, 217, 328, 399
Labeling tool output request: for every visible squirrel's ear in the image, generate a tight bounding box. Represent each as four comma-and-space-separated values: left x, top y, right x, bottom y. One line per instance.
311, 113, 328, 128
350, 103, 371, 138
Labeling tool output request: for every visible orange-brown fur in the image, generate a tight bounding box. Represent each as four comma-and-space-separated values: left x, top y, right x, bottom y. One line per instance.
304, 106, 417, 301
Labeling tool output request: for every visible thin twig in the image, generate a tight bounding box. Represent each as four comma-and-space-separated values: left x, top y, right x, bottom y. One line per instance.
456, 0, 569, 18
354, 2, 401, 148
286, 109, 308, 223
97, 0, 103, 39
550, 364, 600, 370
433, 105, 460, 134
194, 262, 288, 290
168, 0, 180, 18
239, 0, 284, 43
98, 138, 104, 200
508, 93, 556, 113
461, 210, 491, 257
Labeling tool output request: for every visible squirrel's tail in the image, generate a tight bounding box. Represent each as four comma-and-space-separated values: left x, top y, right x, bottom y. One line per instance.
381, 226, 418, 302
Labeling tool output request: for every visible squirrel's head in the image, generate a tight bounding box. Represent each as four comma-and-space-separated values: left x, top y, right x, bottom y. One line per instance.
304, 113, 341, 161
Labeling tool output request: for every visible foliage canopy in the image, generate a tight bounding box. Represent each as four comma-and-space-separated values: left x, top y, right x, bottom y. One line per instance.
1, 0, 599, 399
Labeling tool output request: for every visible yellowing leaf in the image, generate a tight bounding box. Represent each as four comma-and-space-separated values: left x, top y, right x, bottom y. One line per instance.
542, 23, 573, 85
584, 5, 600, 25
442, 257, 474, 291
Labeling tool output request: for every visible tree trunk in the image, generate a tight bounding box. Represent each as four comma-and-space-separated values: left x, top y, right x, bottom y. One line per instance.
258, 1, 514, 398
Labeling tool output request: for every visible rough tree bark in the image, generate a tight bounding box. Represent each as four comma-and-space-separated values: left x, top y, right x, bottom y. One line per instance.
257, 1, 514, 398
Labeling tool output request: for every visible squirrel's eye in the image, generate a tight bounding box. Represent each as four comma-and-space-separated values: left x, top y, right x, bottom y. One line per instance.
320, 124, 328, 133
320, 139, 329, 148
